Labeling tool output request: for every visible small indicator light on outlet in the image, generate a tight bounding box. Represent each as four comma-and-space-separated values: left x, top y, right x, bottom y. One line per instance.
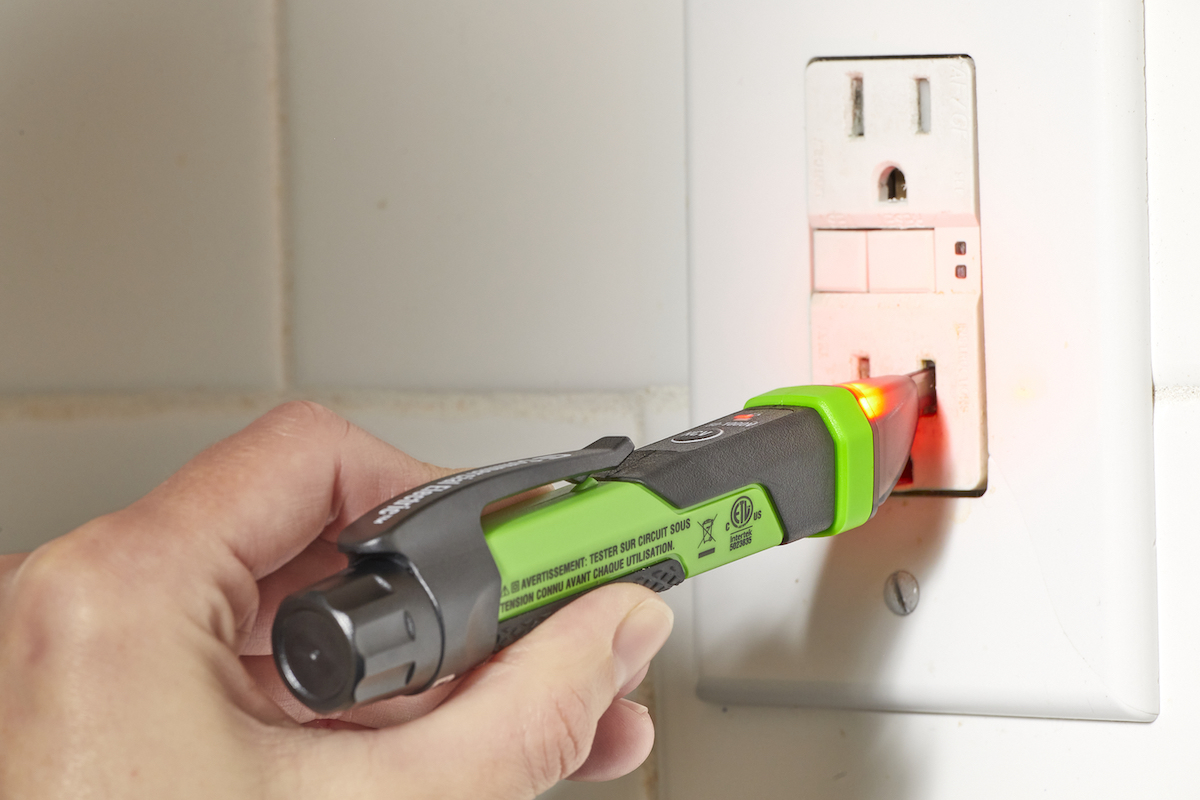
955, 241, 967, 255
955, 265, 967, 279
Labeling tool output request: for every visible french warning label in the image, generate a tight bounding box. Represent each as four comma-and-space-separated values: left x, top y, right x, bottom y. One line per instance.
500, 492, 772, 618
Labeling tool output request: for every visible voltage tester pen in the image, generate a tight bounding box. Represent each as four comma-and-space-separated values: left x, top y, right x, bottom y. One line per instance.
273, 368, 937, 713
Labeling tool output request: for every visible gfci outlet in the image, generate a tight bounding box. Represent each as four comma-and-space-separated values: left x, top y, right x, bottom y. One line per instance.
808, 57, 985, 493
687, 10, 1156, 724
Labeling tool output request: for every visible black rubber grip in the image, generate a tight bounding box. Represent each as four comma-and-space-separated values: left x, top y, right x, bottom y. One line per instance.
494, 558, 686, 651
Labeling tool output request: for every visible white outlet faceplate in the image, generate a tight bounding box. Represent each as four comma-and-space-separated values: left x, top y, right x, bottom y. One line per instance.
688, 5, 1157, 720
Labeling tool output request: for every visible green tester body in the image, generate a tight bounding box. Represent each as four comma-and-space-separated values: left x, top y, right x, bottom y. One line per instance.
273, 372, 933, 713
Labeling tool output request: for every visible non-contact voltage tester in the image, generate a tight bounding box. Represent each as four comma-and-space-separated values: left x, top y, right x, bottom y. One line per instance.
273, 369, 937, 713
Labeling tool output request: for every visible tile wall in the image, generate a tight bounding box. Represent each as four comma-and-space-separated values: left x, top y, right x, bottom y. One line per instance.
0, 0, 688, 552
0, 5, 686, 798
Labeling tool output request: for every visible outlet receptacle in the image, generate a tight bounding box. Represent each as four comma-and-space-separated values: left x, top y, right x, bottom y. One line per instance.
809, 56, 985, 493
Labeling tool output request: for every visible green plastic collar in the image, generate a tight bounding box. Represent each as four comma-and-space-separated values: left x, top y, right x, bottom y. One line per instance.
743, 385, 874, 536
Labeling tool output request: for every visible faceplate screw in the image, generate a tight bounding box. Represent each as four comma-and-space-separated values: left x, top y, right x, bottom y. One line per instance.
884, 570, 919, 616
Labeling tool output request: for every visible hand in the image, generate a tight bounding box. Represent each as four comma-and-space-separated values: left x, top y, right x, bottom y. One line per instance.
0, 402, 674, 799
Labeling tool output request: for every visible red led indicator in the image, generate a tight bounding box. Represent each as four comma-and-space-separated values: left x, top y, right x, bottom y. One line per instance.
732, 414, 757, 421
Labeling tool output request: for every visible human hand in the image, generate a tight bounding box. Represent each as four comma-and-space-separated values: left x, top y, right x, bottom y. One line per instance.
0, 402, 674, 799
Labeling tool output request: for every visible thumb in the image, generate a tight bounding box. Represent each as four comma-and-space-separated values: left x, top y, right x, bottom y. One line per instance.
314, 583, 674, 800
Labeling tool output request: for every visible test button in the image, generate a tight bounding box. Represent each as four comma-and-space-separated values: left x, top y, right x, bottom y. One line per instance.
670, 428, 724, 444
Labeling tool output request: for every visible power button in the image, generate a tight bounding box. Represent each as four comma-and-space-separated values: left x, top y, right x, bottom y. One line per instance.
670, 428, 724, 445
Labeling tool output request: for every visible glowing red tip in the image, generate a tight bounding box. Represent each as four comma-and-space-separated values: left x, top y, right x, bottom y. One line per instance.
841, 381, 891, 420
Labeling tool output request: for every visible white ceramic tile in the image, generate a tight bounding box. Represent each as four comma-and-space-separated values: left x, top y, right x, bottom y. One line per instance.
638, 386, 691, 442
285, 0, 688, 391
331, 394, 645, 469
0, 407, 260, 554
1147, 0, 1200, 387
0, 0, 283, 391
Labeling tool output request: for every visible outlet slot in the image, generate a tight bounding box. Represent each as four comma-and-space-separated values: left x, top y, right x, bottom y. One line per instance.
850, 76, 864, 137
917, 77, 931, 132
880, 167, 906, 201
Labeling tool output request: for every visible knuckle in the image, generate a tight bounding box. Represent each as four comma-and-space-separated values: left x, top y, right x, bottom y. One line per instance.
261, 400, 345, 439
4, 530, 127, 649
520, 683, 596, 790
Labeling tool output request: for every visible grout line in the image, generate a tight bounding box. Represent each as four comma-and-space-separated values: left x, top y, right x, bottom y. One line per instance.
1153, 385, 1200, 404
0, 387, 690, 426
681, 0, 697, 433
270, 0, 295, 391
634, 397, 649, 446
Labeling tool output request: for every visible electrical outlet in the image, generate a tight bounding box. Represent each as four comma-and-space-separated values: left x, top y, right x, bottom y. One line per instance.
686, 26, 1156, 721
808, 57, 985, 493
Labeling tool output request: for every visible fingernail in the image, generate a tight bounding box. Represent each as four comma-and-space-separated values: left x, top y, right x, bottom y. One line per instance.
612, 598, 674, 687
622, 700, 649, 716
